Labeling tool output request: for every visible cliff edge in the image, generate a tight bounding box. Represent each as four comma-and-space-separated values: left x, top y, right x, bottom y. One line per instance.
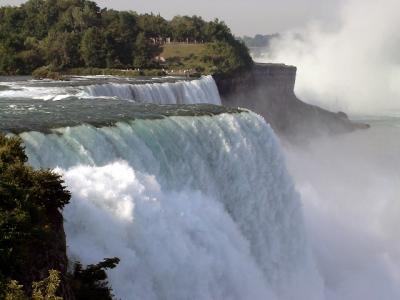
214, 63, 368, 141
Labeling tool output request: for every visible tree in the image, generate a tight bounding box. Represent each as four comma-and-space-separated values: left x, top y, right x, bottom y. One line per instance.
0, 134, 71, 297
137, 13, 169, 39
0, 0, 253, 75
170, 16, 196, 42
80, 28, 106, 68
0, 134, 120, 298
204, 19, 232, 42
0, 44, 19, 75
203, 41, 253, 75
71, 258, 120, 300
41, 30, 81, 69
133, 32, 161, 68
102, 11, 138, 67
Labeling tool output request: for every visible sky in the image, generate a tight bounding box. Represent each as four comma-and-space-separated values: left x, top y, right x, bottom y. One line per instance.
1, 0, 342, 36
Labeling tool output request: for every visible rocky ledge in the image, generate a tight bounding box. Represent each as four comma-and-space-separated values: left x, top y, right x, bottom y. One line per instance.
214, 63, 368, 142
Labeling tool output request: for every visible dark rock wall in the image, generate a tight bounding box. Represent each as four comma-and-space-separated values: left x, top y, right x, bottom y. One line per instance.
215, 63, 368, 141
20, 207, 75, 299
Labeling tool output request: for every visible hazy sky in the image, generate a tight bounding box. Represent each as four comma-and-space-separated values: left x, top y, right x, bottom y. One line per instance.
1, 0, 342, 35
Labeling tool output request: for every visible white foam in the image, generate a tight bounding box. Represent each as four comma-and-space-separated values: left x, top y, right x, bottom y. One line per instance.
22, 112, 322, 299
61, 161, 275, 300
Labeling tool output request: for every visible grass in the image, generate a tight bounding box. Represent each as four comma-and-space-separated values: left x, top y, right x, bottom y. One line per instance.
160, 43, 209, 59
160, 43, 216, 75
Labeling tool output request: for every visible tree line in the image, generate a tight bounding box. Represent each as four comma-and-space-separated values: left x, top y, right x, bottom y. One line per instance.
0, 0, 253, 76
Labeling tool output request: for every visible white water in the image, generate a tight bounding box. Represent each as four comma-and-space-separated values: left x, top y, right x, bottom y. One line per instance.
21, 112, 322, 300
0, 84, 84, 101
83, 75, 221, 104
0, 75, 221, 105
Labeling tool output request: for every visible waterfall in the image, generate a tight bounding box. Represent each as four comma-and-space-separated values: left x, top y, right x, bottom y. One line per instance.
84, 75, 221, 104
0, 75, 221, 105
21, 112, 323, 300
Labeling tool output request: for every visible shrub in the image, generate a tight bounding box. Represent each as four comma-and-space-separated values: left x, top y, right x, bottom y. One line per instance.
32, 67, 63, 80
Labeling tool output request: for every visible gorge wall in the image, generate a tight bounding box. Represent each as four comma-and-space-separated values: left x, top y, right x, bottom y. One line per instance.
215, 63, 368, 141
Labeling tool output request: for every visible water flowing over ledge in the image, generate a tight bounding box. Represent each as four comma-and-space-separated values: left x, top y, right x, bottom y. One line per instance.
0, 75, 221, 104
84, 75, 221, 104
21, 112, 323, 300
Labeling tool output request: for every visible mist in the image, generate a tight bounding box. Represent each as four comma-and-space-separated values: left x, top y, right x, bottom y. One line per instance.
258, 1, 400, 294
257, 0, 400, 294
259, 0, 400, 116
284, 119, 400, 299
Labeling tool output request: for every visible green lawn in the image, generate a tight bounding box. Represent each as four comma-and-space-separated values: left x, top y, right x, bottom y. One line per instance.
161, 43, 209, 59
160, 43, 215, 75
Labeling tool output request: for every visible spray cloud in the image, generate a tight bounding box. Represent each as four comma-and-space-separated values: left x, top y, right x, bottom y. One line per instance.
260, 0, 400, 116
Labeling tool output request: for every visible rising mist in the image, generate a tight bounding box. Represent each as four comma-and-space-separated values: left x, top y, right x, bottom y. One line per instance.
285, 122, 400, 300
260, 0, 400, 116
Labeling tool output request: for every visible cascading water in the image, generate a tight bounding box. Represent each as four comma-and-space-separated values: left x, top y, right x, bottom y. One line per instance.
20, 112, 323, 300
83, 75, 221, 104
0, 75, 221, 105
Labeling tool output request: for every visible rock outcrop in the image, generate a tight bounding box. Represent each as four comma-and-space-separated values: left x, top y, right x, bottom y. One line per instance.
215, 63, 368, 141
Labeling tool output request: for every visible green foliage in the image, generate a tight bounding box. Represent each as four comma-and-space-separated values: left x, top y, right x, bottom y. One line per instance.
202, 41, 253, 75
137, 13, 169, 38
0, 44, 20, 75
5, 280, 28, 300
0, 0, 253, 76
101, 10, 137, 68
133, 32, 162, 68
32, 270, 62, 300
71, 258, 120, 300
40, 30, 81, 70
0, 134, 120, 299
5, 270, 62, 300
3, 260, 120, 299
32, 66, 63, 80
0, 134, 70, 297
80, 28, 106, 68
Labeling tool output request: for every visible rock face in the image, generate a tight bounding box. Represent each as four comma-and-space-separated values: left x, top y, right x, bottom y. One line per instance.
23, 208, 75, 300
215, 63, 368, 141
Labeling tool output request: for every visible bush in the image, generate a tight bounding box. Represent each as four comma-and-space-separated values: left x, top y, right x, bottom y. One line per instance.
0, 134, 70, 297
32, 67, 63, 80
71, 258, 120, 300
0, 134, 120, 299
202, 41, 253, 76
5, 270, 62, 300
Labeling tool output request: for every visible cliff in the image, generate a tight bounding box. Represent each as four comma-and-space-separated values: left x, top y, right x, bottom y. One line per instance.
214, 63, 368, 141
